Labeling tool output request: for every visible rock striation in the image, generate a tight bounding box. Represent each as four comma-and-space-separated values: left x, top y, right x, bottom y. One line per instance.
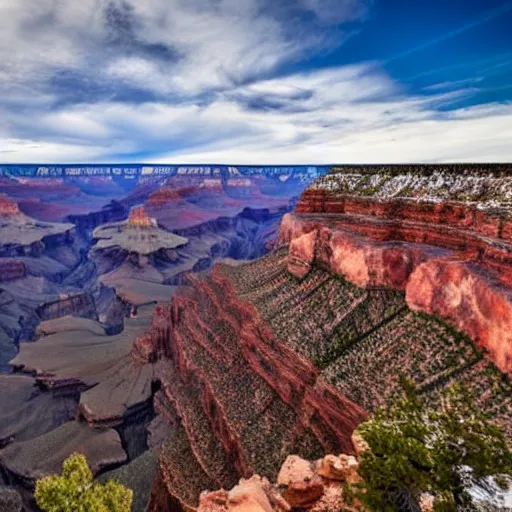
144, 258, 367, 511
280, 167, 512, 374
145, 168, 512, 510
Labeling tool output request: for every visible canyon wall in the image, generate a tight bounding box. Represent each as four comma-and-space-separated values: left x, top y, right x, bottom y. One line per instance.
280, 171, 512, 375
145, 166, 512, 510
142, 258, 367, 511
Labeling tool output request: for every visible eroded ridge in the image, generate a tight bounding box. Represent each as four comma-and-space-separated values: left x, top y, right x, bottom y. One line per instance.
143, 252, 367, 510
280, 168, 512, 374
147, 246, 511, 509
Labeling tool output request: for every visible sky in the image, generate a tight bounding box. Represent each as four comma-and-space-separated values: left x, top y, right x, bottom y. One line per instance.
0, 0, 511, 164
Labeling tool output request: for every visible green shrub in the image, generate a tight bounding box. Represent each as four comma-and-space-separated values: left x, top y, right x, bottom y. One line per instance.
35, 453, 133, 512
356, 376, 512, 512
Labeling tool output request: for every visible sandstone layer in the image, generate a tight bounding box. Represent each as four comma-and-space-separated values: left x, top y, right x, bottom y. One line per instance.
280, 170, 512, 374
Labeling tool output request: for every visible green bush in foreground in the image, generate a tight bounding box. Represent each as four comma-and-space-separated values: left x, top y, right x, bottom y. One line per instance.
35, 453, 133, 512
356, 377, 512, 512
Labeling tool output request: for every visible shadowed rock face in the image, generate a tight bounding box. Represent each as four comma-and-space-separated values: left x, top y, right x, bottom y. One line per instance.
10, 306, 157, 428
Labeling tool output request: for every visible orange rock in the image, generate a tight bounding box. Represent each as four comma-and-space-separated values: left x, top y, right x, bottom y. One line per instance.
127, 206, 157, 229
406, 260, 512, 374
0, 194, 21, 216
317, 454, 360, 484
287, 229, 317, 279
277, 455, 324, 508
199, 477, 290, 512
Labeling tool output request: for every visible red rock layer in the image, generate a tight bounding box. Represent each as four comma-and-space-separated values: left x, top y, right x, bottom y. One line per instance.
144, 268, 367, 511
148, 187, 200, 205
296, 189, 512, 244
0, 194, 21, 217
280, 189, 512, 374
127, 206, 157, 229
0, 260, 26, 282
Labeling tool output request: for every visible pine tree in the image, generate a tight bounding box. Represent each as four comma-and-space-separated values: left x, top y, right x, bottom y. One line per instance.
355, 377, 512, 511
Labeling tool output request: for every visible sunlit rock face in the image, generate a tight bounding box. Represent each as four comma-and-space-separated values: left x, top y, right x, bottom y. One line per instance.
281, 165, 512, 374
127, 206, 158, 230
0, 195, 21, 217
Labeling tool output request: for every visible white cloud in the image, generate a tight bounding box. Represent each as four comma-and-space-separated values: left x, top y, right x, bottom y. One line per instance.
1, 62, 511, 164
0, 0, 510, 164
0, 0, 366, 99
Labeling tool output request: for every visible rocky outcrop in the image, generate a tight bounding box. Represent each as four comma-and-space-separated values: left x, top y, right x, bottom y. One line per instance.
10, 305, 156, 428
0, 195, 21, 217
197, 443, 364, 512
145, 261, 367, 511
127, 206, 158, 229
280, 170, 512, 374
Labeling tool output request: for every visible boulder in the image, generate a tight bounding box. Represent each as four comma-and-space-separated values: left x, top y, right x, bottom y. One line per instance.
277, 455, 324, 508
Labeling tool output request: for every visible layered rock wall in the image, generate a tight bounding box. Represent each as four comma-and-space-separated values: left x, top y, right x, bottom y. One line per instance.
143, 263, 367, 511
280, 181, 512, 374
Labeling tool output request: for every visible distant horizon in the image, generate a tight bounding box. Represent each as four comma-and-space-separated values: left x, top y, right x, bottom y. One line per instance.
2, 162, 512, 167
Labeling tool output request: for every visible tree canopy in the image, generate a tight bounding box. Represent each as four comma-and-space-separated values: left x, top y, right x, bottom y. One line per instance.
35, 453, 133, 512
356, 377, 512, 512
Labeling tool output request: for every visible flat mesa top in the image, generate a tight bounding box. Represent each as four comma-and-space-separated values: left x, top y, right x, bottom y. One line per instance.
92, 218, 189, 255
313, 167, 512, 211
0, 214, 74, 246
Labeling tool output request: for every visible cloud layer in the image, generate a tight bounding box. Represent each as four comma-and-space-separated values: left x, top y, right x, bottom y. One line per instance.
0, 0, 511, 163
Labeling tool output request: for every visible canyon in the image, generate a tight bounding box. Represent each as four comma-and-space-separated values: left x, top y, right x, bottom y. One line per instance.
0, 164, 511, 511
0, 165, 322, 510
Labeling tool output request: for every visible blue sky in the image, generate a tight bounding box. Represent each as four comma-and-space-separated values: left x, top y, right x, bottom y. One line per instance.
0, 0, 511, 163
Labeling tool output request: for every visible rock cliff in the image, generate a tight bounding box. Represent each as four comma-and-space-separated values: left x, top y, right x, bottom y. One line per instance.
144, 258, 367, 510
144, 166, 511, 511
281, 166, 512, 374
